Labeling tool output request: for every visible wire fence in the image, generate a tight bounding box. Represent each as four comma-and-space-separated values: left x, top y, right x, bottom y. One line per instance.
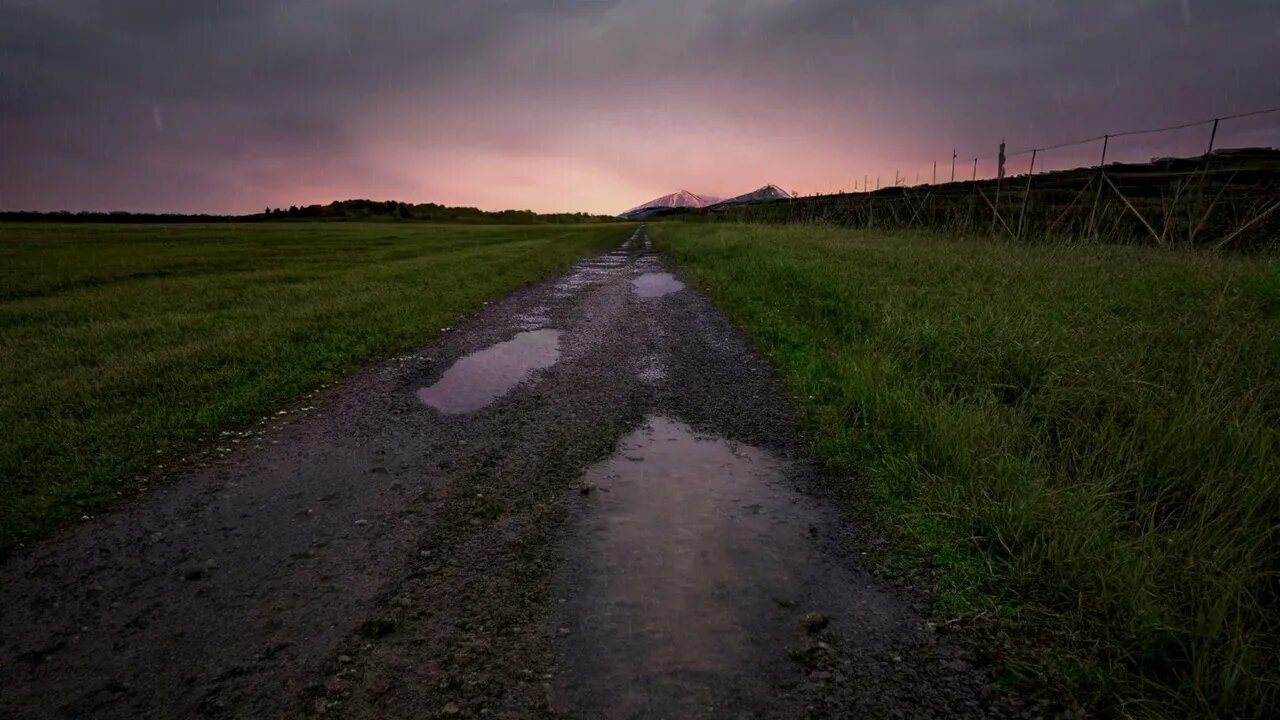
717, 106, 1280, 250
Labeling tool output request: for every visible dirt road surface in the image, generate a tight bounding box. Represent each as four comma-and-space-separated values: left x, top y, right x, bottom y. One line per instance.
1, 229, 1021, 718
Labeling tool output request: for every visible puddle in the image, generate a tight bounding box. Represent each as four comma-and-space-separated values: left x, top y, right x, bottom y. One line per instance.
631, 272, 685, 299
553, 417, 908, 717
417, 330, 561, 414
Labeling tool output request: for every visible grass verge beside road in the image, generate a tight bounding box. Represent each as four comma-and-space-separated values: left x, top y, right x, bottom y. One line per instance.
652, 222, 1279, 718
0, 222, 628, 555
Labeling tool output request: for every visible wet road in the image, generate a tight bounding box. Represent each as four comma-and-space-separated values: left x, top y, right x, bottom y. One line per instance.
0, 227, 1004, 718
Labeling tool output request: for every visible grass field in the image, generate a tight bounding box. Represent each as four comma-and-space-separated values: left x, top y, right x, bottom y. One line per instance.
651, 222, 1279, 718
0, 221, 628, 555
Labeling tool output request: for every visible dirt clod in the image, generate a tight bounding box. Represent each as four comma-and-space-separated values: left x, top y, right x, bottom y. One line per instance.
799, 611, 830, 633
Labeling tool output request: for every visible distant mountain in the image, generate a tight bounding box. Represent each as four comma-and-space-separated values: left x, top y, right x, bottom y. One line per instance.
619, 185, 795, 219
709, 185, 794, 207
620, 190, 722, 219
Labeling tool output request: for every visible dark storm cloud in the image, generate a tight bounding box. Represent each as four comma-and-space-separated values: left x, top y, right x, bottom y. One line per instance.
1, 0, 591, 209
709, 1, 1279, 144
1, 0, 1278, 213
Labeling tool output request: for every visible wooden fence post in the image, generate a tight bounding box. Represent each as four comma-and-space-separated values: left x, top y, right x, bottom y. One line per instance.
1017, 149, 1037, 241
970, 158, 979, 233
1190, 119, 1224, 244
1088, 135, 1110, 239
991, 156, 1003, 237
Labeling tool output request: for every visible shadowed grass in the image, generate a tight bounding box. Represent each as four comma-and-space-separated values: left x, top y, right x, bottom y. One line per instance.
652, 222, 1279, 719
0, 222, 629, 554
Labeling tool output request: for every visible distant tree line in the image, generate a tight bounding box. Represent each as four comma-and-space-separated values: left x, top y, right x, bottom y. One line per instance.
1, 199, 617, 224
0, 210, 243, 224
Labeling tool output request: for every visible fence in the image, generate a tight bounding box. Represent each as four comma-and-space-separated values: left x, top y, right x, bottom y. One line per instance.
712, 106, 1280, 250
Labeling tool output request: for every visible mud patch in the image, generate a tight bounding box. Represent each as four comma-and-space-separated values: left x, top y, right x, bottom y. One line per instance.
631, 272, 685, 299
552, 416, 908, 718
417, 329, 561, 413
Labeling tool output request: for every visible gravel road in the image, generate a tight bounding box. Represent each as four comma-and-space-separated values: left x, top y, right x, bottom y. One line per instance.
0, 228, 1022, 719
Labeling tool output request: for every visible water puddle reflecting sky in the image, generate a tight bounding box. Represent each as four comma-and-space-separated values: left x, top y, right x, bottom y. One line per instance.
631, 272, 685, 298
554, 416, 907, 717
417, 329, 561, 414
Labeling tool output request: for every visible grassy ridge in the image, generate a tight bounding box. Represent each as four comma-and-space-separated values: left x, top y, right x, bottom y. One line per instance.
652, 222, 1279, 718
0, 222, 628, 554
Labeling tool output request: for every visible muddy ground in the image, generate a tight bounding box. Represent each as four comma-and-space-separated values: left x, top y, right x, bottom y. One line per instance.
0, 229, 1032, 719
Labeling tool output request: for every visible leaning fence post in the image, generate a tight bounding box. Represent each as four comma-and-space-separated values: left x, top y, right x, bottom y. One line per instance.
1017, 149, 1037, 241
1190, 119, 1224, 244
991, 146, 1005, 237
1088, 135, 1110, 239
1193, 120, 1220, 233
970, 158, 979, 233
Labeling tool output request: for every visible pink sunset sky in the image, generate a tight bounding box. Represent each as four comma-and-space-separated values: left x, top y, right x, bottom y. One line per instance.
3, 0, 1279, 215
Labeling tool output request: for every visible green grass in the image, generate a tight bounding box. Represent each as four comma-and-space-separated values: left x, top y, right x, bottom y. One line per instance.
0, 221, 629, 554
651, 222, 1280, 719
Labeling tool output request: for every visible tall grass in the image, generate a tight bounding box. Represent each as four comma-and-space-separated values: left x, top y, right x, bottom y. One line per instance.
653, 222, 1279, 718
0, 222, 628, 554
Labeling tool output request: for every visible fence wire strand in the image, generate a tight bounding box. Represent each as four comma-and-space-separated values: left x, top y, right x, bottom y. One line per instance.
726, 105, 1280, 250
975, 106, 1280, 168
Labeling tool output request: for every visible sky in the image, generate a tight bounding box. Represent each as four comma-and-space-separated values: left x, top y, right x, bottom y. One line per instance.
2, 0, 1279, 215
